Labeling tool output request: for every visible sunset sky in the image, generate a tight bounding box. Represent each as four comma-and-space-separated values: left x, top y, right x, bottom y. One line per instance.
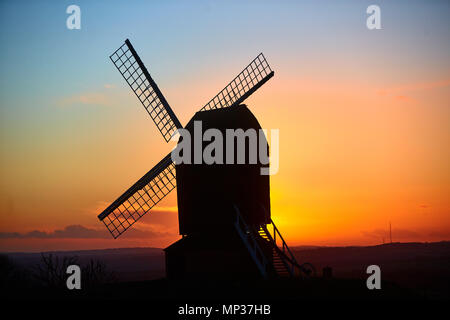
0, 0, 449, 252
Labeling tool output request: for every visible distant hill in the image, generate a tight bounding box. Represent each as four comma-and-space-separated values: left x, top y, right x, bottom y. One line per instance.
4, 247, 165, 282
292, 241, 450, 298
290, 245, 325, 251
2, 241, 449, 298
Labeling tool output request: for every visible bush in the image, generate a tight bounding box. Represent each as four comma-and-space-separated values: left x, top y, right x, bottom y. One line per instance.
34, 253, 116, 289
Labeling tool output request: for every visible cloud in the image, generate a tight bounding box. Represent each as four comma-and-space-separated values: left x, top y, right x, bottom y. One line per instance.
393, 79, 450, 92
55, 84, 132, 108
376, 78, 450, 103
0, 224, 175, 240
426, 230, 450, 238
56, 92, 112, 108
394, 95, 410, 102
361, 228, 420, 240
149, 206, 178, 213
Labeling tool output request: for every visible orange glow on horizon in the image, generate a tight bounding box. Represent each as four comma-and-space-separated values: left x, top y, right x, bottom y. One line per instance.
1, 6, 449, 252
1, 72, 449, 252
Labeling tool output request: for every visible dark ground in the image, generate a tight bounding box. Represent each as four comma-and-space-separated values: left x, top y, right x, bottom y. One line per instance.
1, 241, 449, 301
292, 241, 450, 299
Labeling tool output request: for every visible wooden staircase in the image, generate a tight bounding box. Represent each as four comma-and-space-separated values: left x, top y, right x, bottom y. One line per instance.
257, 227, 291, 277
234, 205, 314, 279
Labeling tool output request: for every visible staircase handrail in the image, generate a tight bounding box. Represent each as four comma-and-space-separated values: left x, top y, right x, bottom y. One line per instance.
268, 236, 315, 277
233, 205, 268, 279
270, 219, 298, 266
258, 204, 315, 277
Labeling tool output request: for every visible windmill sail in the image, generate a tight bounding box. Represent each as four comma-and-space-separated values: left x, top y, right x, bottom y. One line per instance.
101, 42, 275, 239
98, 153, 176, 238
110, 39, 182, 142
200, 53, 274, 111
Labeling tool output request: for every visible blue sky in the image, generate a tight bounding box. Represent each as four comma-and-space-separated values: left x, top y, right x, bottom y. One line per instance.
1, 0, 448, 163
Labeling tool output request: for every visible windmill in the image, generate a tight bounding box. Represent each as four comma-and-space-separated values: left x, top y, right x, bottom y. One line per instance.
98, 39, 314, 279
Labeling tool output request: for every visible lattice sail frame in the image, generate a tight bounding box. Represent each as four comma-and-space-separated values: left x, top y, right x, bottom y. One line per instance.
98, 154, 176, 238
100, 42, 275, 239
110, 40, 182, 142
201, 53, 274, 111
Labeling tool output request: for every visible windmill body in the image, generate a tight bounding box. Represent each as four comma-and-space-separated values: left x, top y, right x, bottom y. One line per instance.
166, 105, 272, 279
165, 222, 268, 280
98, 39, 314, 280
176, 105, 271, 235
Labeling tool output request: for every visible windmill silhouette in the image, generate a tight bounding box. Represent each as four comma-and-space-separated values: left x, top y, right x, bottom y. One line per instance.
98, 39, 314, 279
